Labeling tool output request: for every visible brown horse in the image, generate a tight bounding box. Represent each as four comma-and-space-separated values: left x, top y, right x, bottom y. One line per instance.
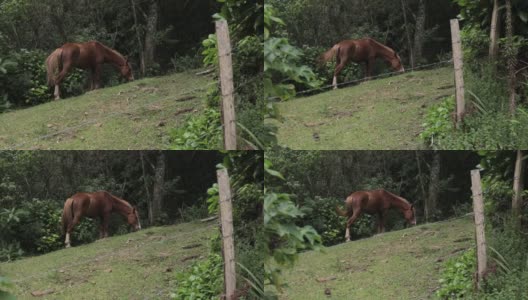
46, 41, 134, 100
335, 189, 416, 242
319, 38, 404, 89
61, 191, 141, 248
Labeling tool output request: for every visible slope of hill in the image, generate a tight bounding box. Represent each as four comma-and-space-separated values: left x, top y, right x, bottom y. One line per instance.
0, 70, 213, 150
0, 221, 216, 299
268, 66, 454, 149
278, 216, 474, 300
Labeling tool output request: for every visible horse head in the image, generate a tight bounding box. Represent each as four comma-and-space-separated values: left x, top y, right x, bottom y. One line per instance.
390, 52, 405, 73
403, 204, 416, 225
127, 206, 141, 231
120, 56, 134, 81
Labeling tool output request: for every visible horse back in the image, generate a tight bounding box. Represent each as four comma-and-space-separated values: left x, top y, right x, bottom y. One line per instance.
70, 191, 111, 218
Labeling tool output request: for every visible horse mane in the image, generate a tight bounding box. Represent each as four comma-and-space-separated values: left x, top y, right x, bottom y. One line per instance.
367, 38, 397, 57
105, 192, 133, 214
382, 190, 411, 208
94, 41, 127, 66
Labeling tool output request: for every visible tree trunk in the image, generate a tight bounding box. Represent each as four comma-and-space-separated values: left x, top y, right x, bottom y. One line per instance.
413, 0, 426, 64
512, 150, 524, 227
144, 0, 159, 71
139, 151, 154, 224
401, 0, 415, 68
131, 0, 146, 76
415, 151, 428, 221
151, 151, 166, 224
427, 151, 440, 221
489, 0, 500, 59
505, 0, 517, 115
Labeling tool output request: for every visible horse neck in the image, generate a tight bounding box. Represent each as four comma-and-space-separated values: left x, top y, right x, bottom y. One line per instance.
385, 191, 410, 211
100, 44, 126, 67
108, 194, 132, 217
368, 39, 396, 61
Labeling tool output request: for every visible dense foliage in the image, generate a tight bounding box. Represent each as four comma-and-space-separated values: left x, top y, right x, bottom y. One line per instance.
264, 157, 322, 297
436, 248, 477, 298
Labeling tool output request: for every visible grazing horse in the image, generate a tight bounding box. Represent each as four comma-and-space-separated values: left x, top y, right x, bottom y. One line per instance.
61, 191, 141, 248
319, 38, 404, 89
335, 189, 416, 242
45, 41, 134, 100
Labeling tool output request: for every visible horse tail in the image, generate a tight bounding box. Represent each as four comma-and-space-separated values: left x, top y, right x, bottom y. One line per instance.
61, 197, 74, 234
46, 48, 62, 86
318, 44, 339, 66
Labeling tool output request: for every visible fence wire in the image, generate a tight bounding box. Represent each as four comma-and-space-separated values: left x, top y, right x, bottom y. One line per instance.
268, 59, 453, 102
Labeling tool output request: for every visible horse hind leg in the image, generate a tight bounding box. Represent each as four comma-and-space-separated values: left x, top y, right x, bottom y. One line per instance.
345, 211, 361, 242
65, 214, 82, 248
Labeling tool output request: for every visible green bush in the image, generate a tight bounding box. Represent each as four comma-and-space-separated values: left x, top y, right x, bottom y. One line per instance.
436, 248, 476, 299
171, 253, 224, 300
170, 107, 223, 150
432, 110, 528, 149
419, 96, 455, 147
171, 48, 203, 72
460, 24, 489, 62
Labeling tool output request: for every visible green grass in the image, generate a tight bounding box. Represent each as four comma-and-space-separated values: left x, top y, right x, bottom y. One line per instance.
268, 67, 454, 149
0, 221, 216, 299
0, 70, 213, 149
277, 216, 474, 300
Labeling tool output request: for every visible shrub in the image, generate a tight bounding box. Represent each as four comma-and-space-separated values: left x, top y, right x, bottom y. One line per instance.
171, 48, 203, 72
436, 248, 476, 299
419, 96, 455, 148
172, 253, 224, 299
170, 107, 223, 150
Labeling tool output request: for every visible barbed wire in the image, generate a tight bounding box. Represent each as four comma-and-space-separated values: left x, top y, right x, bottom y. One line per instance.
268, 59, 453, 102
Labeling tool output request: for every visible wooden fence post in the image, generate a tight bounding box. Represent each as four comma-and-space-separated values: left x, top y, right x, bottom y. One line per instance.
470, 169, 487, 289
217, 168, 236, 299
450, 19, 466, 129
215, 20, 237, 150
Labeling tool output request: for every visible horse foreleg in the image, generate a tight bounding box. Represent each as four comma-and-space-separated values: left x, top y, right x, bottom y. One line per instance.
345, 211, 361, 242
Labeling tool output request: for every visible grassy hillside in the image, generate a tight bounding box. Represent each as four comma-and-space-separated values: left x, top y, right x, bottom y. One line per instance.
0, 221, 216, 299
268, 67, 453, 149
0, 70, 213, 150
278, 216, 474, 300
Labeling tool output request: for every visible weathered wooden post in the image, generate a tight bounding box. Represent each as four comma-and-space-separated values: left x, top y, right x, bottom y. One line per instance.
215, 19, 237, 150
450, 19, 466, 129
217, 168, 236, 299
470, 169, 487, 288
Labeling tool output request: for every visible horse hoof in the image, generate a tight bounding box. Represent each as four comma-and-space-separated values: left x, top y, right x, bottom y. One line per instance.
65, 244, 71, 248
